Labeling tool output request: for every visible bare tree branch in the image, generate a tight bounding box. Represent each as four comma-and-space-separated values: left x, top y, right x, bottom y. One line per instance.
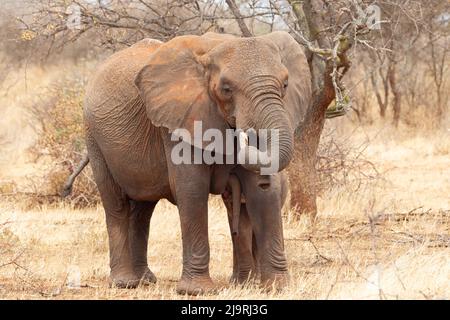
225, 0, 253, 37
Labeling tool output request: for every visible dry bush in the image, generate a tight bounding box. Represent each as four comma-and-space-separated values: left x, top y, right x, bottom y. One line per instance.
28, 76, 99, 208
287, 126, 382, 213
0, 219, 25, 272
0, 14, 33, 64
315, 128, 381, 193
19, 0, 230, 53
286, 124, 383, 220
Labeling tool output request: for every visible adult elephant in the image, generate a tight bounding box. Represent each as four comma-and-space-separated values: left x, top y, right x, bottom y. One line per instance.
82, 31, 311, 295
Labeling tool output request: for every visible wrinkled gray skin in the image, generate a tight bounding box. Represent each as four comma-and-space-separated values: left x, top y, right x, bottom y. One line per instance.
82, 31, 311, 295
222, 169, 289, 285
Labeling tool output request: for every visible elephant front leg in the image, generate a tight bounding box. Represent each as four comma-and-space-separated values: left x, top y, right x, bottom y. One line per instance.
176, 191, 215, 295
163, 135, 215, 295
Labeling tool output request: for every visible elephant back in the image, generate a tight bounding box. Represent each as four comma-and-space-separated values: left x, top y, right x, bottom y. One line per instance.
84, 38, 163, 120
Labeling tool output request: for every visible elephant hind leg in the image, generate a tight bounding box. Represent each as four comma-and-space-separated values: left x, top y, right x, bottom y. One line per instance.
129, 200, 158, 285
87, 135, 139, 289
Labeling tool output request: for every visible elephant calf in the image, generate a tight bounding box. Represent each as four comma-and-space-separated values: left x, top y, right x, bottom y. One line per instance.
223, 169, 289, 285
77, 31, 311, 295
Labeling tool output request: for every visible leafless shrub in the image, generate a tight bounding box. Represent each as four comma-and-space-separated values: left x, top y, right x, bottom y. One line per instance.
316, 129, 381, 193
17, 0, 230, 54
0, 220, 26, 271
287, 127, 381, 218
26, 76, 99, 208
0, 10, 33, 63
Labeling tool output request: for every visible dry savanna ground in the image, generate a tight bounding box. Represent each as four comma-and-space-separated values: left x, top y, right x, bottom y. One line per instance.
1, 126, 449, 300
0, 60, 449, 300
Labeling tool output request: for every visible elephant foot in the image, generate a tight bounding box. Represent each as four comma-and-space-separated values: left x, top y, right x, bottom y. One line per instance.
109, 276, 140, 289
135, 266, 157, 285
260, 272, 289, 292
109, 270, 141, 289
176, 275, 217, 296
230, 270, 258, 285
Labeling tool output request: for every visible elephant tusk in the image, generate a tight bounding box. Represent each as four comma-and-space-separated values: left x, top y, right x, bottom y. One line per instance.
238, 131, 248, 151
238, 130, 272, 173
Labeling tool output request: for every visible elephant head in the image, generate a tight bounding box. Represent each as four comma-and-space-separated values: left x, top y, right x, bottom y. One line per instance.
135, 31, 312, 173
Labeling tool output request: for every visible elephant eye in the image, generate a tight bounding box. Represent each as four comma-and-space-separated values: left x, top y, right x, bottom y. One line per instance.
283, 79, 288, 89
221, 84, 232, 96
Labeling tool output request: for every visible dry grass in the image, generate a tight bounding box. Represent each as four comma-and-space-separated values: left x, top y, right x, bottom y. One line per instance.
0, 124, 449, 300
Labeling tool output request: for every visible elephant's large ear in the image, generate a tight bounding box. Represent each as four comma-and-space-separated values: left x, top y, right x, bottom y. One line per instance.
135, 36, 228, 144
261, 31, 312, 130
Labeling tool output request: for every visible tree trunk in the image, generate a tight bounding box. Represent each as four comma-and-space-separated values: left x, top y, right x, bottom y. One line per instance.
289, 60, 336, 220
286, 0, 336, 220
370, 67, 389, 119
388, 59, 401, 127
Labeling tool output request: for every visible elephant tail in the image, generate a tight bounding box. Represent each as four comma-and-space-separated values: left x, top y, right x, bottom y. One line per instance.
61, 154, 90, 198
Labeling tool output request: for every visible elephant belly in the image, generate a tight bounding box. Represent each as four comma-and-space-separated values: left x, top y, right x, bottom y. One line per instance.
102, 136, 172, 202
109, 153, 171, 202
87, 102, 172, 202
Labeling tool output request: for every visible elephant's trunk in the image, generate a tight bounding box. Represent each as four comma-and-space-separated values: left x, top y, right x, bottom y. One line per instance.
238, 78, 294, 174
